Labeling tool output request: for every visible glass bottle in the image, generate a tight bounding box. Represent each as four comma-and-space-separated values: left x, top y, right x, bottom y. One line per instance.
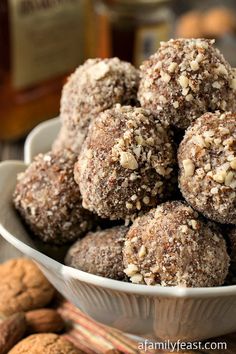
0, 0, 87, 141
90, 0, 174, 67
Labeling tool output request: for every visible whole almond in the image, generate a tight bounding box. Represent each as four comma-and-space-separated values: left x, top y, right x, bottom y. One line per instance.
0, 312, 26, 354
25, 309, 65, 334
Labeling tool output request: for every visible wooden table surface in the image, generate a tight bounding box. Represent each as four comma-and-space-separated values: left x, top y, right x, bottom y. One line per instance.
0, 140, 24, 161
0, 139, 236, 353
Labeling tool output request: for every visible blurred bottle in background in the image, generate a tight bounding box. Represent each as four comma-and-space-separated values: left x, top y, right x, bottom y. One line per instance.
3, 0, 235, 142
175, 0, 236, 67
0, 0, 86, 141
89, 0, 174, 67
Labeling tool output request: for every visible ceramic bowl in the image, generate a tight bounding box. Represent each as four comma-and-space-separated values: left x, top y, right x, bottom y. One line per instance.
24, 117, 61, 164
0, 119, 236, 342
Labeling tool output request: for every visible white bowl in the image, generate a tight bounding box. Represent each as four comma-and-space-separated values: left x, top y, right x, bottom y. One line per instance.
1, 160, 236, 342
24, 117, 61, 164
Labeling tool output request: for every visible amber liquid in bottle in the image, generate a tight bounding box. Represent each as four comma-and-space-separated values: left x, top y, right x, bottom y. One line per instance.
0, 0, 86, 141
93, 1, 173, 67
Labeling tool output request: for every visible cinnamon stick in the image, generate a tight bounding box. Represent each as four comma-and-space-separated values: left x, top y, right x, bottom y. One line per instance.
59, 301, 149, 354
65, 329, 123, 354
63, 332, 96, 354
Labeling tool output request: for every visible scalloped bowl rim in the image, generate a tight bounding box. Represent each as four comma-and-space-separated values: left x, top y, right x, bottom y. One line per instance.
1, 159, 236, 300
24, 117, 61, 164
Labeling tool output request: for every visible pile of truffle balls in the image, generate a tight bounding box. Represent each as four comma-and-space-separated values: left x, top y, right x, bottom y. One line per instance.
13, 39, 236, 288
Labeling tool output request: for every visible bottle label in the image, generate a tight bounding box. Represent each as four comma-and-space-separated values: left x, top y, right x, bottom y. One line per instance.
9, 0, 85, 89
134, 22, 171, 67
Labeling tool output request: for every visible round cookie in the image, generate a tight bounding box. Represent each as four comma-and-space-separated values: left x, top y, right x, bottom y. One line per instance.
13, 149, 95, 245
65, 226, 128, 280
59, 57, 139, 153
138, 38, 236, 130
0, 258, 55, 316
123, 201, 229, 287
8, 333, 82, 354
178, 111, 236, 224
75, 104, 176, 221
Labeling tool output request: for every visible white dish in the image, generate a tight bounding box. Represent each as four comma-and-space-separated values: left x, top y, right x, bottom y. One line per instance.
24, 117, 61, 164
1, 158, 236, 342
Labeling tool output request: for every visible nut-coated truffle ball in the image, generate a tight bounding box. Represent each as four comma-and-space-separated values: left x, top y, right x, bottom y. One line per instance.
75, 104, 176, 221
228, 227, 236, 263
65, 226, 128, 280
138, 38, 236, 129
60, 57, 139, 152
58, 58, 139, 154
123, 201, 229, 287
13, 149, 95, 245
52, 124, 84, 154
178, 112, 236, 224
